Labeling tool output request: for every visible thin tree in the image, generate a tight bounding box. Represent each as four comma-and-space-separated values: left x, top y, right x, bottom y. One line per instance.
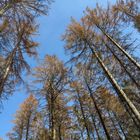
0, 0, 52, 100
7, 95, 38, 140
0, 20, 38, 97
32, 55, 71, 140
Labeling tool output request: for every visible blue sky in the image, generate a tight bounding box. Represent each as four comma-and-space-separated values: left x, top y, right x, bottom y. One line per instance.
0, 0, 116, 139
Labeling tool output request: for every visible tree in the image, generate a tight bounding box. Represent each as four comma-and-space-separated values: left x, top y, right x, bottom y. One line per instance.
0, 0, 52, 17
72, 64, 112, 139
32, 55, 71, 140
0, 20, 38, 98
70, 81, 93, 140
85, 6, 140, 70
112, 0, 140, 32
63, 16, 140, 124
6, 0, 140, 139
0, 0, 52, 100
63, 6, 140, 138
7, 95, 38, 140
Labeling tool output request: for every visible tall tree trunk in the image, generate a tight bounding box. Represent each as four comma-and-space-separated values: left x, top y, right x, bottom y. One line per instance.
19, 125, 24, 140
89, 46, 140, 124
96, 24, 140, 70
113, 112, 128, 140
0, 27, 25, 95
0, 48, 16, 95
84, 78, 111, 140
25, 113, 31, 140
58, 125, 62, 140
51, 97, 55, 140
89, 109, 101, 140
104, 42, 140, 89
119, 94, 140, 128
74, 108, 85, 140
76, 89, 91, 140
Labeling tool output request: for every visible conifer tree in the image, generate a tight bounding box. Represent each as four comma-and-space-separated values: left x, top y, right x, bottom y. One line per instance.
0, 0, 52, 99
32, 55, 71, 140
7, 95, 38, 140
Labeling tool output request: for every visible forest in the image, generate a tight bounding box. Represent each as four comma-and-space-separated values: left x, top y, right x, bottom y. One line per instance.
0, 0, 140, 139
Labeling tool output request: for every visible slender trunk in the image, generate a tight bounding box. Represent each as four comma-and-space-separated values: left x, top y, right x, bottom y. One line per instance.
51, 97, 55, 140
90, 110, 101, 140
84, 78, 111, 140
120, 95, 140, 128
113, 112, 127, 140
0, 48, 16, 95
80, 132, 84, 140
76, 90, 91, 140
92, 132, 96, 140
19, 133, 23, 140
74, 108, 85, 140
0, 27, 25, 95
58, 125, 62, 140
89, 46, 140, 124
104, 42, 140, 89
112, 83, 140, 128
48, 98, 52, 140
19, 124, 24, 140
25, 113, 31, 140
96, 24, 140, 70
